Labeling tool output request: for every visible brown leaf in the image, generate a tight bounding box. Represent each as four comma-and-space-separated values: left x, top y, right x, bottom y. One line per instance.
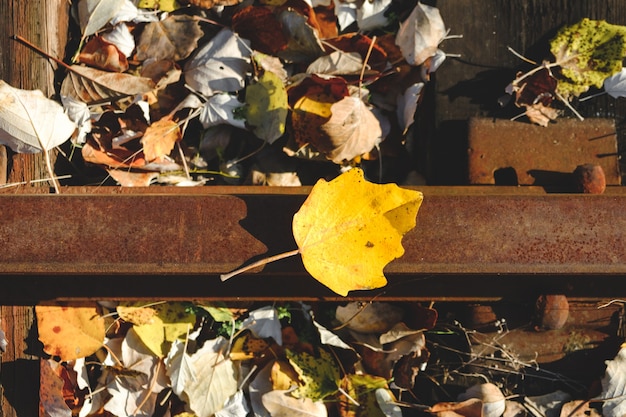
186, 0, 243, 8
61, 65, 155, 104
77, 35, 129, 72
141, 118, 182, 162
232, 6, 289, 56
135, 15, 204, 62
324, 33, 388, 72
429, 399, 484, 417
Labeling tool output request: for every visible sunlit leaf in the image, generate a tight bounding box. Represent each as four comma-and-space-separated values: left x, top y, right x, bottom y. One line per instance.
36, 304, 105, 361
550, 18, 626, 98
78, 0, 127, 38
136, 14, 203, 61
244, 71, 289, 143
292, 168, 423, 296
395, 3, 446, 66
287, 348, 340, 401
0, 81, 76, 153
184, 28, 251, 96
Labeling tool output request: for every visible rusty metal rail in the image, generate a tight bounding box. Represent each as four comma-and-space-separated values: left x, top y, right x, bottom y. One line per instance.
1, 186, 626, 302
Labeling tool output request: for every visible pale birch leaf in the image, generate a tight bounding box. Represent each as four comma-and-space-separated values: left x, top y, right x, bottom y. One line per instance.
200, 93, 246, 129
306, 51, 364, 75
102, 23, 136, 57
241, 306, 283, 345
395, 3, 446, 66
357, 0, 392, 31
215, 390, 251, 417
603, 67, 626, 98
184, 28, 251, 96
397, 82, 424, 134
183, 337, 238, 417
261, 390, 328, 417
0, 80, 76, 153
599, 346, 626, 417
78, 0, 127, 37
320, 96, 382, 163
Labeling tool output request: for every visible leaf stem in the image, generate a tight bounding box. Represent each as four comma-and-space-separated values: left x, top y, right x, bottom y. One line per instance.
220, 249, 301, 281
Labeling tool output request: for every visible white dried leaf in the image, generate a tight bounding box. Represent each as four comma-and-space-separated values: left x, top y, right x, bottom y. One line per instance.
0, 80, 76, 153
200, 93, 246, 129
376, 388, 403, 417
184, 28, 251, 96
357, 0, 392, 31
397, 82, 424, 134
78, 0, 127, 37
334, 0, 357, 31
458, 383, 506, 417
603, 67, 626, 98
183, 337, 238, 417
242, 306, 282, 345
262, 390, 328, 417
599, 346, 626, 417
102, 23, 135, 57
307, 51, 364, 75
215, 390, 250, 417
395, 2, 446, 66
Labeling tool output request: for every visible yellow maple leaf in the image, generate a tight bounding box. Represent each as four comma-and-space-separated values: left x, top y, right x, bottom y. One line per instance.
36, 304, 105, 361
221, 168, 423, 296
292, 168, 423, 296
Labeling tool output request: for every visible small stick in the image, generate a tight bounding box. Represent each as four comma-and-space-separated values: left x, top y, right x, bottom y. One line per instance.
220, 249, 300, 281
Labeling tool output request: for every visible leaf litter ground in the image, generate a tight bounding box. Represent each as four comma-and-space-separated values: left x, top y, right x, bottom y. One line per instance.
34, 299, 626, 417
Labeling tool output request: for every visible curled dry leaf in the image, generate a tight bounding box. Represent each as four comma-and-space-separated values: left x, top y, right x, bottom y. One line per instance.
336, 302, 404, 334
319, 95, 383, 163
395, 2, 446, 66
61, 65, 155, 104
77, 35, 129, 72
141, 117, 182, 162
458, 383, 506, 417
429, 398, 484, 417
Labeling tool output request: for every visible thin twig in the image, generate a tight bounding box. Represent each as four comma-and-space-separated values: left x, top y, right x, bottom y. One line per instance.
220, 249, 301, 281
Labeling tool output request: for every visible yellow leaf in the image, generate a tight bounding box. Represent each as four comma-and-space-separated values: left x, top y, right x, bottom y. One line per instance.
128, 302, 196, 357
36, 304, 105, 361
137, 0, 179, 12
286, 348, 340, 401
117, 304, 158, 325
244, 71, 289, 143
292, 168, 423, 296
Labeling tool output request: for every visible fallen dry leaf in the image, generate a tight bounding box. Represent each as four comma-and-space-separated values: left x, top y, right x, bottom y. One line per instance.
77, 35, 129, 72
141, 117, 182, 162
292, 168, 423, 295
0, 80, 76, 153
135, 15, 204, 62
36, 304, 105, 361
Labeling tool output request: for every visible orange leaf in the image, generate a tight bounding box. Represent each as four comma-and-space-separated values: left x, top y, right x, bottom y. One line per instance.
77, 36, 128, 72
141, 118, 181, 162
36, 304, 105, 361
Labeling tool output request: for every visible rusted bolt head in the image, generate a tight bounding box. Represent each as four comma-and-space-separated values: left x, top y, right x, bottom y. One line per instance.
573, 164, 606, 194
534, 294, 569, 331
